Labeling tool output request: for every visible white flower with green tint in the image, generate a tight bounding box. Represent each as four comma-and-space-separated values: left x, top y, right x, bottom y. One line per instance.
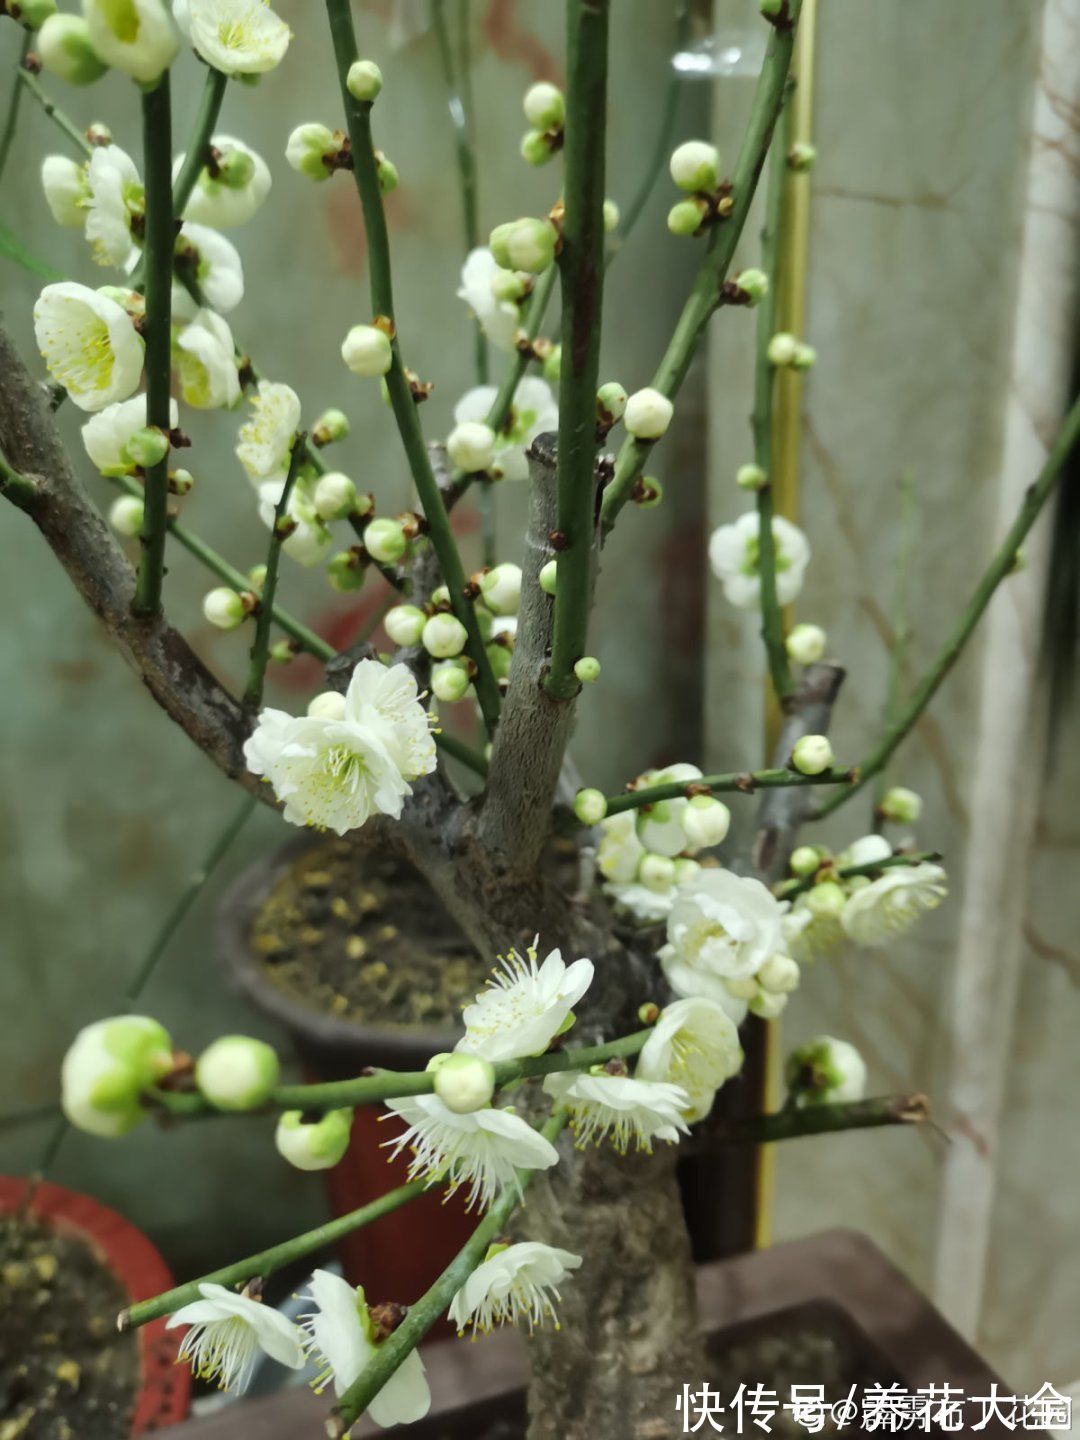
41, 154, 90, 229
167, 1284, 305, 1393
176, 222, 244, 312
174, 0, 291, 76
543, 1070, 690, 1154
659, 867, 788, 1004
174, 307, 240, 409
708, 511, 811, 610
235, 379, 301, 484
84, 144, 143, 269
195, 1035, 279, 1111
256, 476, 332, 568
84, 0, 179, 85
786, 1035, 867, 1107
841, 862, 947, 946
175, 134, 271, 229
82, 393, 178, 475
449, 1241, 581, 1337
456, 938, 593, 1063
637, 997, 744, 1123
453, 376, 557, 481
61, 1015, 173, 1138
300, 1270, 430, 1426
275, 1109, 352, 1171
34, 282, 144, 412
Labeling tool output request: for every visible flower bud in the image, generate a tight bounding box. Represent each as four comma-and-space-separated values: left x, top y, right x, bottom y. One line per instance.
61, 1016, 172, 1138
792, 342, 817, 371
384, 603, 427, 647
574, 656, 601, 684
596, 381, 627, 428
734, 268, 769, 305
788, 141, 817, 173
789, 844, 823, 877
311, 407, 350, 447
520, 129, 556, 167
673, 857, 701, 885
804, 880, 847, 919
422, 612, 468, 659
639, 853, 676, 892
767, 331, 799, 367
275, 1108, 353, 1171
41, 154, 90, 227
431, 1052, 496, 1114
214, 146, 256, 190
376, 151, 398, 194
203, 587, 247, 631
523, 81, 564, 130
479, 562, 521, 616
624, 387, 673, 441
120, 426, 169, 469
536, 560, 558, 597
760, 0, 784, 15
313, 470, 357, 520
542, 345, 561, 383
447, 420, 496, 474
490, 267, 530, 303
362, 516, 407, 564
879, 786, 922, 825
758, 952, 800, 995
270, 639, 296, 664
736, 462, 767, 491
248, 563, 267, 590
86, 121, 112, 146
341, 323, 393, 378
842, 834, 892, 869
785, 1035, 866, 1107
573, 787, 608, 825
603, 198, 620, 233
681, 794, 731, 848
347, 58, 383, 102
170, 467, 194, 495
307, 690, 347, 720
670, 140, 720, 193
285, 123, 342, 182
634, 475, 663, 508
37, 13, 107, 84
326, 550, 366, 592
108, 494, 144, 537
785, 623, 826, 665
750, 989, 788, 1020
485, 640, 513, 682
195, 1035, 279, 1112
431, 660, 471, 703
791, 733, 834, 776
496, 217, 557, 275
667, 198, 706, 236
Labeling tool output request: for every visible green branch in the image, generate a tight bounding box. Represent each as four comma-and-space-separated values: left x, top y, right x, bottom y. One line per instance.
816, 391, 1080, 818
595, 765, 855, 821
546, 0, 611, 700
132, 74, 174, 618
17, 67, 91, 157
716, 1092, 929, 1144
775, 849, 942, 900
329, 1112, 567, 1434
600, 0, 804, 531
244, 436, 305, 710
121, 1181, 425, 1330
171, 66, 228, 217
0, 31, 30, 189
324, 0, 501, 734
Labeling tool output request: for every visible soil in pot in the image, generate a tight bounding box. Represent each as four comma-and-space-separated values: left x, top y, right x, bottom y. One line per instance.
0, 1210, 139, 1440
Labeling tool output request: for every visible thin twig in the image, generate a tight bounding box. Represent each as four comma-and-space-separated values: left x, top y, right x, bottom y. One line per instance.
16, 67, 91, 157
713, 1092, 930, 1144
0, 31, 31, 190
171, 66, 228, 217
593, 765, 855, 821
244, 436, 305, 710
775, 849, 943, 900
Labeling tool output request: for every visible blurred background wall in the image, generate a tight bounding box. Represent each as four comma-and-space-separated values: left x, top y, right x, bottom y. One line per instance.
1, 0, 1077, 1399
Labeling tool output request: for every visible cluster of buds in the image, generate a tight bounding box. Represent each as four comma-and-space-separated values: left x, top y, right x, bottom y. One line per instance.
767, 331, 816, 370
520, 81, 565, 167
666, 140, 734, 239
285, 124, 398, 191
326, 504, 416, 593
3, 0, 57, 31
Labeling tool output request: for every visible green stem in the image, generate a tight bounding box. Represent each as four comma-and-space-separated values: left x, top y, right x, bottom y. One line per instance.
716, 1092, 928, 1144
324, 0, 501, 734
132, 74, 174, 618
546, 0, 611, 700
435, 728, 488, 777
873, 471, 916, 809
596, 765, 855, 821
816, 391, 1080, 818
122, 1181, 425, 1329
751, 93, 795, 701
0, 31, 30, 190
329, 1113, 567, 1433
0, 450, 38, 508
775, 849, 942, 900
171, 66, 228, 217
17, 67, 91, 157
244, 436, 305, 710
600, 0, 804, 531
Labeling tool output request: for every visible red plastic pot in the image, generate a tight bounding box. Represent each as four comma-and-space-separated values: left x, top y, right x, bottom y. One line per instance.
0, 1176, 191, 1434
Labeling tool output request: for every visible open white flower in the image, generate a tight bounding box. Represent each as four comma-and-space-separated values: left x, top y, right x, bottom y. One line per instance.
299, 1270, 430, 1427
174, 134, 271, 228
456, 247, 521, 353
236, 379, 301, 483
708, 512, 811, 610
660, 868, 788, 1005
84, 144, 143, 270
449, 1242, 581, 1337
346, 657, 437, 784
383, 1095, 559, 1211
82, 394, 178, 475
453, 376, 557, 482
457, 939, 593, 1063
175, 308, 240, 409
841, 862, 947, 946
84, 0, 179, 85
637, 997, 744, 1122
166, 1283, 305, 1393
34, 282, 144, 412
174, 0, 291, 75
41, 154, 90, 229
176, 222, 244, 312
543, 1070, 690, 1154
257, 477, 332, 567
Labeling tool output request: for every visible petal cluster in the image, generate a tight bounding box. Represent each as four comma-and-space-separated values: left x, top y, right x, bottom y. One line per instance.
456, 938, 593, 1063
708, 512, 811, 610
449, 1242, 581, 1336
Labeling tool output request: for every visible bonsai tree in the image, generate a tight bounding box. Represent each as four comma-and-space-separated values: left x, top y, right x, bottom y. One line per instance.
2, 0, 1076, 1435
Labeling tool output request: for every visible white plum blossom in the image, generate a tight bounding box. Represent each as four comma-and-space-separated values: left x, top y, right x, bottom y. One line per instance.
543, 1070, 690, 1154
708, 511, 811, 610
659, 868, 789, 1008
41, 154, 90, 228
637, 997, 744, 1122
244, 660, 435, 834
257, 477, 332, 567
456, 247, 521, 353
841, 862, 948, 946
236, 379, 301, 484
597, 809, 644, 885
174, 134, 271, 228
453, 376, 557, 481
175, 308, 240, 409
84, 144, 143, 269
456, 939, 593, 1063
634, 763, 703, 857
382, 1095, 559, 1210
82, 394, 179, 475
166, 1284, 305, 1393
299, 1270, 430, 1426
176, 222, 244, 312
449, 1242, 581, 1337
782, 883, 846, 964
34, 282, 144, 412
174, 0, 291, 75
84, 0, 179, 85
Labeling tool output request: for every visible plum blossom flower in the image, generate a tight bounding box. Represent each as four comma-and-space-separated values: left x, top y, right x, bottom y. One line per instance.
235, 379, 301, 484
543, 1070, 690, 1154
449, 1242, 581, 1337
41, 154, 90, 229
637, 997, 744, 1122
382, 1095, 559, 1210
166, 1284, 305, 1393
633, 763, 703, 857
84, 0, 179, 85
174, 308, 240, 409
456, 246, 521, 353
659, 868, 788, 1006
453, 376, 557, 481
34, 282, 144, 412
456, 939, 593, 1063
174, 0, 291, 75
82, 394, 179, 475
176, 222, 244, 312
299, 1270, 430, 1427
841, 862, 947, 946
174, 134, 271, 229
84, 144, 143, 269
257, 477, 332, 567
708, 511, 811, 610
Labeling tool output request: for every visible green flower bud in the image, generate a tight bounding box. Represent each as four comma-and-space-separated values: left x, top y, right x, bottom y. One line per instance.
195, 1036, 279, 1112
785, 623, 826, 665
431, 660, 471, 703
760, 0, 784, 15
275, 1108, 353, 1171
447, 420, 496, 474
285, 123, 342, 182
479, 562, 521, 616
13, 0, 57, 30
488, 221, 516, 270
307, 690, 347, 720
311, 407, 350, 447
108, 494, 143, 537
542, 345, 561, 382
376, 151, 398, 195
624, 387, 673, 441
347, 58, 383, 102
422, 612, 468, 659
37, 13, 107, 85
61, 1015, 173, 1139
573, 787, 608, 825
734, 268, 769, 305
667, 198, 706, 236
788, 141, 817, 173
669, 140, 720, 193
673, 857, 701, 884
681, 794, 731, 848
639, 853, 676, 892
791, 733, 834, 776
363, 516, 407, 564
596, 381, 627, 428
384, 604, 427, 647
804, 880, 847, 919
341, 323, 393, 377
538, 559, 558, 595
490, 267, 530, 303
313, 470, 357, 520
879, 786, 923, 825
789, 845, 823, 877
792, 342, 817, 371
736, 462, 767, 491
603, 198, 620, 233
503, 217, 557, 275
785, 1035, 866, 1108
485, 641, 513, 682
326, 550, 367, 592
522, 81, 564, 130
574, 656, 601, 683
170, 467, 194, 496
120, 425, 169, 469
758, 952, 800, 995
216, 147, 256, 189
202, 587, 247, 630
269, 639, 296, 664
247, 563, 267, 590
767, 331, 799, 367
520, 129, 555, 167
432, 1052, 496, 1114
